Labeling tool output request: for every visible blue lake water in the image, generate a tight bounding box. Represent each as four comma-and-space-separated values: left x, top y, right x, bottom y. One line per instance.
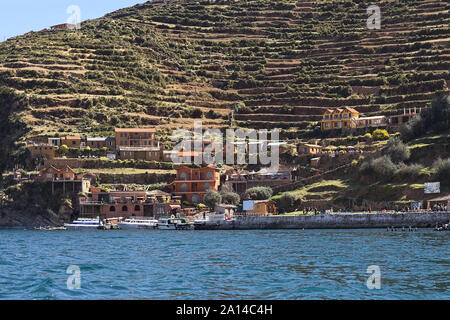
0, 229, 448, 300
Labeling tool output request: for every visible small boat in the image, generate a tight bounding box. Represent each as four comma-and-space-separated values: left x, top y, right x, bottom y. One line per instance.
117, 218, 158, 230
98, 217, 122, 230
194, 214, 234, 230
64, 218, 103, 230
157, 217, 191, 230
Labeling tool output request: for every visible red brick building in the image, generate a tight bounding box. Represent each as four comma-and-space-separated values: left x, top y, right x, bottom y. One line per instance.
36, 165, 76, 182
79, 189, 172, 219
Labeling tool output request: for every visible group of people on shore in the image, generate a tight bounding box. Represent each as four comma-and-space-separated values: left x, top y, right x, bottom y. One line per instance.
431, 204, 448, 212
289, 205, 448, 215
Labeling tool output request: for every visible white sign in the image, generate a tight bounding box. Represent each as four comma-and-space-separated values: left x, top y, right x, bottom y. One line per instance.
243, 200, 254, 211
107, 153, 116, 160
424, 182, 440, 194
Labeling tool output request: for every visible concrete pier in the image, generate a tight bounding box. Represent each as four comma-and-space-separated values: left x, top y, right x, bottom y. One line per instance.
196, 212, 450, 230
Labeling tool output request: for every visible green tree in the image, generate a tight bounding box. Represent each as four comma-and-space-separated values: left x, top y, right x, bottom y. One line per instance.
221, 192, 240, 205
203, 190, 221, 210
278, 193, 296, 210
244, 186, 273, 200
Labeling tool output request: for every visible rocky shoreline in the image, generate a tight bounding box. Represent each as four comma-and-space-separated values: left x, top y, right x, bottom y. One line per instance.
0, 204, 74, 229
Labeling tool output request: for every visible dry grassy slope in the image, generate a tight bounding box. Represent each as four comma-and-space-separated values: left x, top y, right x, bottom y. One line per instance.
0, 0, 449, 140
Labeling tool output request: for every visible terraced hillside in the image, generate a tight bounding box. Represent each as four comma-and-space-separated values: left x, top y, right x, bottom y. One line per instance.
0, 0, 449, 143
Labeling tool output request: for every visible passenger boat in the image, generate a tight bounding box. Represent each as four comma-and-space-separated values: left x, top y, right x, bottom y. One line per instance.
117, 217, 158, 230
157, 217, 191, 230
64, 218, 103, 230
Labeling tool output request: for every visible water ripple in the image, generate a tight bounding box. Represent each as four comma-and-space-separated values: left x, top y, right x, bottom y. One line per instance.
0, 229, 448, 299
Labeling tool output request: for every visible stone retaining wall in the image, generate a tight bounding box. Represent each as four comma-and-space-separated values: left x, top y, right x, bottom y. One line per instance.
201, 212, 450, 229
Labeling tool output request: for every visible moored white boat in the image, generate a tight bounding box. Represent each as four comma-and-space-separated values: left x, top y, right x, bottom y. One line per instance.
157, 217, 191, 230
117, 217, 158, 230
64, 218, 103, 230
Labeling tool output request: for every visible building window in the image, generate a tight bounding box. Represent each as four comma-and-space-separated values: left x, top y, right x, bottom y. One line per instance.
134, 205, 140, 211
180, 172, 186, 180
181, 183, 188, 191
206, 171, 213, 179
110, 206, 116, 212
122, 206, 128, 212
204, 183, 211, 191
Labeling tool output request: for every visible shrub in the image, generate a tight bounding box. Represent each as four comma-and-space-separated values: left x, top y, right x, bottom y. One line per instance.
244, 186, 273, 200
360, 155, 397, 178
383, 137, 410, 163
60, 144, 69, 155
433, 158, 450, 185
372, 129, 389, 141
191, 108, 204, 118
363, 132, 372, 140
203, 190, 221, 210
395, 163, 424, 179
277, 193, 296, 210
221, 192, 240, 205
372, 156, 397, 177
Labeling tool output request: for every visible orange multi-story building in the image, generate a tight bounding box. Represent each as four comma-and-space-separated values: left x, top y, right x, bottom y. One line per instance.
171, 166, 221, 203
115, 128, 157, 147
115, 128, 160, 160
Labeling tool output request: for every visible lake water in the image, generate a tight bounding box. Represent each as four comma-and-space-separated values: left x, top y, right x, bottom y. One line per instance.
0, 229, 448, 300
